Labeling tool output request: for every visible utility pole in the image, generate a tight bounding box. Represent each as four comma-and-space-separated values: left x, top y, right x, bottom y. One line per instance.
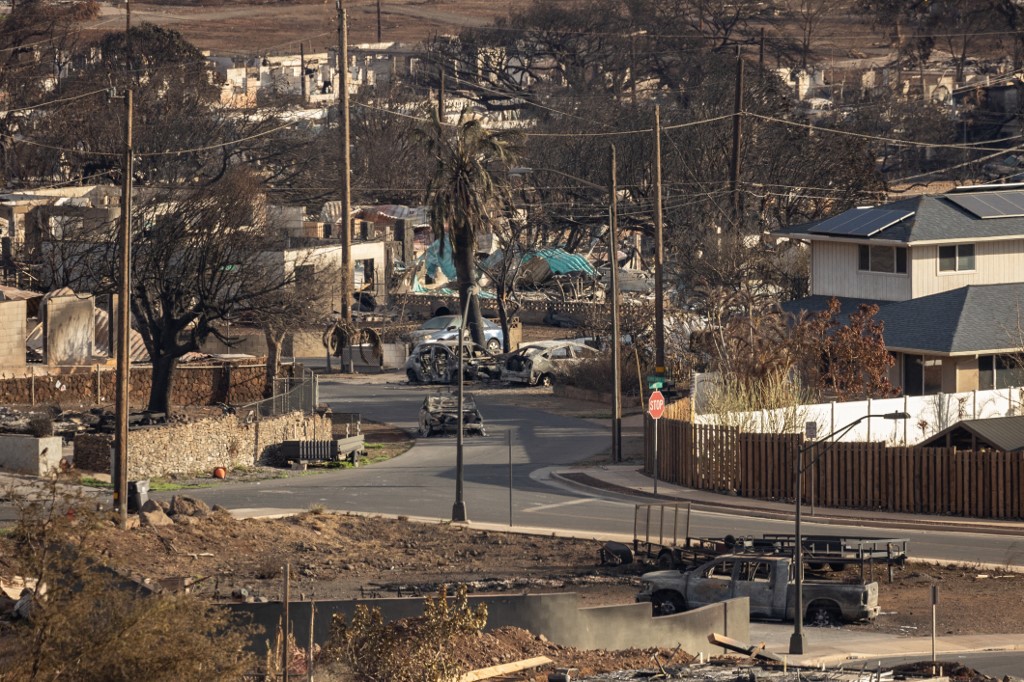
376, 0, 382, 43
729, 52, 744, 225
759, 27, 765, 70
337, 2, 353, 324
300, 43, 306, 103
114, 2, 133, 529
653, 106, 665, 371
115, 90, 133, 529
609, 145, 622, 463
438, 65, 445, 121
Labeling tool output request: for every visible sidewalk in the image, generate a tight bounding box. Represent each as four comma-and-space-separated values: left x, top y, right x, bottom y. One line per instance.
748, 622, 1024, 668
551, 462, 1024, 538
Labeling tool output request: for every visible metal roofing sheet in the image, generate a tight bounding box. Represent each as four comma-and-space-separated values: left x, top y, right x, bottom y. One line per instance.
528, 248, 598, 276
921, 415, 1024, 452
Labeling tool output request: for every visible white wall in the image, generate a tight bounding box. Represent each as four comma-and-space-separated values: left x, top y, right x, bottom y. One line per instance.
811, 241, 911, 301
911, 239, 1024, 298
695, 382, 1024, 446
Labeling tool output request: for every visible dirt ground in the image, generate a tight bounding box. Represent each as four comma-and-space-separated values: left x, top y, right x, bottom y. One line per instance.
84, 0, 510, 54
2, 507, 1018, 678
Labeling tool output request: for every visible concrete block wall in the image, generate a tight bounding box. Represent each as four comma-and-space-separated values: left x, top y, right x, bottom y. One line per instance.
0, 435, 64, 475
0, 300, 26, 370
229, 593, 749, 659
45, 296, 94, 364
73, 412, 331, 478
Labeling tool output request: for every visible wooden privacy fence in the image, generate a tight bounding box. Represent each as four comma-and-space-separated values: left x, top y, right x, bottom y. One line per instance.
645, 419, 1024, 520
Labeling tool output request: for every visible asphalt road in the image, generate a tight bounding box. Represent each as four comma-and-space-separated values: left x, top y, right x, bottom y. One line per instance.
169, 380, 1024, 569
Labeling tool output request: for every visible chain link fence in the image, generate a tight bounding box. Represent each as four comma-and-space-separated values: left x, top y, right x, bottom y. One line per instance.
234, 366, 319, 419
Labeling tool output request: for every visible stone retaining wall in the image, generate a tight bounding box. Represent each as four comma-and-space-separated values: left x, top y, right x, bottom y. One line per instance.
73, 411, 331, 479
0, 363, 272, 408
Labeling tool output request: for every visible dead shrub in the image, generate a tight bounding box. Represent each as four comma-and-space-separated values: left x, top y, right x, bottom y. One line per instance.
555, 352, 643, 397
323, 584, 487, 682
0, 477, 255, 681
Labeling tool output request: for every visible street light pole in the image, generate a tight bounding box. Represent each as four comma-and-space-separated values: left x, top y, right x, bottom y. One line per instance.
790, 410, 909, 655
452, 287, 476, 523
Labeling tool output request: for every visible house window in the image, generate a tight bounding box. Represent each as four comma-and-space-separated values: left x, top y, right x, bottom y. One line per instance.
903, 354, 943, 395
858, 245, 907, 274
938, 244, 975, 272
980, 354, 1024, 389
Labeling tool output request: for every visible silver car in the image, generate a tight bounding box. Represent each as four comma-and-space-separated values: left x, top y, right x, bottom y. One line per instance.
406, 315, 504, 353
501, 341, 599, 386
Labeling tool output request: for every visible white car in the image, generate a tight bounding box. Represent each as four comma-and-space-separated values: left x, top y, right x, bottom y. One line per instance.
501, 341, 600, 386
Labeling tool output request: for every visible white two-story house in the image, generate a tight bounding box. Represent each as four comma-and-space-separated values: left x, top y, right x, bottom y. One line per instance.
780, 183, 1024, 395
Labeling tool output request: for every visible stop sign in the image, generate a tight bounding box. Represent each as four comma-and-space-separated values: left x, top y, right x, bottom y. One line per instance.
647, 389, 666, 420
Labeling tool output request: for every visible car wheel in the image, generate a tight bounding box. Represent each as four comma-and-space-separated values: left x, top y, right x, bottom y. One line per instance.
652, 591, 686, 616
487, 338, 501, 353
407, 369, 419, 383
805, 601, 842, 627
539, 373, 554, 387
656, 551, 675, 569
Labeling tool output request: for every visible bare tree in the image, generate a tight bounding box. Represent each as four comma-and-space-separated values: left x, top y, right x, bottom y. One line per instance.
248, 256, 340, 397
129, 169, 296, 413
784, 0, 840, 69
0, 0, 98, 186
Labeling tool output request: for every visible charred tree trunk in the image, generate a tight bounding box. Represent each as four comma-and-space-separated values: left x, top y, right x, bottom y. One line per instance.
147, 355, 177, 414
263, 328, 285, 398
495, 278, 511, 353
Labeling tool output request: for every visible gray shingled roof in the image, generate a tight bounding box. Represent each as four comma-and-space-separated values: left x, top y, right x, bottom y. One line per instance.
781, 283, 1024, 354
919, 415, 1024, 452
780, 191, 1024, 243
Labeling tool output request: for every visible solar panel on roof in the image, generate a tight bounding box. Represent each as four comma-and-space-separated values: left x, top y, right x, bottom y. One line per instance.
946, 190, 1024, 219
807, 208, 913, 237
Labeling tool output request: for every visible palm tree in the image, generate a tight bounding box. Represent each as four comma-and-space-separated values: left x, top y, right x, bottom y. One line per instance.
420, 107, 518, 347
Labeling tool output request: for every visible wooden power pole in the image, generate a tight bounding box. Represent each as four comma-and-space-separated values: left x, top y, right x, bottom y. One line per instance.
729, 53, 744, 225
337, 2, 353, 323
114, 88, 133, 529
653, 105, 665, 371
114, 0, 134, 529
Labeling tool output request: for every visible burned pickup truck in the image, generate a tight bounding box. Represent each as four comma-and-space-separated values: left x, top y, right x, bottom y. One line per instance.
637, 554, 879, 624
417, 394, 486, 437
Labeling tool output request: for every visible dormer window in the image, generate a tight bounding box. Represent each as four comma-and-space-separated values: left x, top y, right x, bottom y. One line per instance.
939, 244, 975, 272
858, 244, 907, 274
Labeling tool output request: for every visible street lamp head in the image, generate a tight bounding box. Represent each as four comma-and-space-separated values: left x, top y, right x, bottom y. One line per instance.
879, 411, 910, 420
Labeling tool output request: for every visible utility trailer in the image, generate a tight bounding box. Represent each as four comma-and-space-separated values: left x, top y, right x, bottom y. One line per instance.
626, 502, 908, 583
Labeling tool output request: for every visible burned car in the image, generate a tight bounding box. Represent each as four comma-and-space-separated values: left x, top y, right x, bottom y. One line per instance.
501, 340, 600, 386
405, 341, 500, 384
417, 394, 486, 437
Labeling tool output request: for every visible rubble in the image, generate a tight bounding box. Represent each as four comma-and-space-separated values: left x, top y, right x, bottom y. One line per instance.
139, 500, 174, 527
169, 494, 211, 518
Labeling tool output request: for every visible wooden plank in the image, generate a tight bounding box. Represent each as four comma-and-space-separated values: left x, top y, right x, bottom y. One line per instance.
457, 656, 554, 682
974, 450, 983, 518
902, 447, 911, 513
